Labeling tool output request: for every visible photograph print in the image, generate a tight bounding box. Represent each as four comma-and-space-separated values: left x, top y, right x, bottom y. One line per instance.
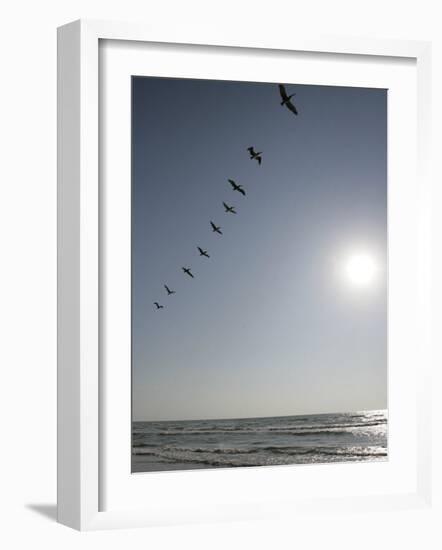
131, 75, 388, 473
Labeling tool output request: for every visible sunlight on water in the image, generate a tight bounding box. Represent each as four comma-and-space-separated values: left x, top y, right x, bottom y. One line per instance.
132, 409, 387, 472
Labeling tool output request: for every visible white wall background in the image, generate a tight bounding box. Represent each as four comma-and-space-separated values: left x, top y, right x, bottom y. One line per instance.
0, 0, 441, 547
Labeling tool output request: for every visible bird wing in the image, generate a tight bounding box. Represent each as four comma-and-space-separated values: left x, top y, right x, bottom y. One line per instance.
223, 202, 228, 209
239, 187, 246, 196
248, 146, 255, 155
210, 222, 216, 229
164, 285, 169, 292
286, 100, 298, 115
279, 84, 289, 101
257, 156, 262, 165
198, 247, 203, 253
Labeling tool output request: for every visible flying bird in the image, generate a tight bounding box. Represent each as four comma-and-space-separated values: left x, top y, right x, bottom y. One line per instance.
154, 302, 164, 310
278, 84, 298, 115
197, 246, 210, 258
182, 267, 194, 278
210, 221, 223, 235
164, 284, 175, 296
247, 147, 262, 165
223, 201, 236, 214
228, 179, 246, 196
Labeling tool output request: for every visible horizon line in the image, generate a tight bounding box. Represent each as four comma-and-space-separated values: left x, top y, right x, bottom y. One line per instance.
133, 407, 387, 424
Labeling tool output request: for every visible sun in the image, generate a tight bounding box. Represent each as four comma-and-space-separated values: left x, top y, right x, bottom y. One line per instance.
344, 253, 377, 287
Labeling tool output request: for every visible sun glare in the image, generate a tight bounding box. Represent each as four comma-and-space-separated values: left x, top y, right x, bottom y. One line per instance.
344, 253, 377, 287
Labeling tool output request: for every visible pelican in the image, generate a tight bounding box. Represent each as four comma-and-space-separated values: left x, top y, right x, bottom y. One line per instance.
182, 267, 194, 278
278, 84, 298, 115
164, 284, 175, 295
198, 246, 210, 258
223, 201, 236, 214
228, 179, 246, 196
210, 221, 222, 235
154, 302, 164, 310
247, 146, 262, 165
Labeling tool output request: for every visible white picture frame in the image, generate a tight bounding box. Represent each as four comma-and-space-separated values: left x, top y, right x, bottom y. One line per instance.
57, 19, 432, 531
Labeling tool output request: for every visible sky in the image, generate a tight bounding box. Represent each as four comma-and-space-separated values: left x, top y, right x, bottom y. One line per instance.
131, 76, 387, 422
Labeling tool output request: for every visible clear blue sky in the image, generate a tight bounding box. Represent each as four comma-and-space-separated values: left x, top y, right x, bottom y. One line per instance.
131, 76, 387, 421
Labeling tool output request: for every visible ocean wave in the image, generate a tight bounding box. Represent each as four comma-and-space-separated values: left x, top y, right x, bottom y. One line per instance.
267, 420, 386, 430
134, 418, 386, 434
155, 425, 382, 436
133, 448, 157, 455
132, 411, 387, 469
132, 444, 387, 467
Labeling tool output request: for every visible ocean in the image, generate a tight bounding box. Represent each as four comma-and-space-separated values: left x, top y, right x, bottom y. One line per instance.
132, 409, 387, 472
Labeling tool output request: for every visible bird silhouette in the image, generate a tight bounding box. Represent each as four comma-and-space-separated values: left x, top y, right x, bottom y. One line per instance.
182, 267, 194, 278
197, 246, 210, 258
210, 221, 223, 235
247, 146, 262, 165
154, 302, 164, 309
223, 201, 236, 214
228, 179, 246, 196
164, 284, 175, 295
278, 84, 298, 115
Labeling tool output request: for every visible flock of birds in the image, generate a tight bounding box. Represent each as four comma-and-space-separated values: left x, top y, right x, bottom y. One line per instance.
153, 84, 298, 310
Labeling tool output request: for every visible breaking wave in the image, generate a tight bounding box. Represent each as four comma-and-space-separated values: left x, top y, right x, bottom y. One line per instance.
132, 410, 388, 471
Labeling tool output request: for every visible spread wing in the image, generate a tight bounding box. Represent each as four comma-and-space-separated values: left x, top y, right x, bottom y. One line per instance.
286, 100, 298, 115
238, 187, 246, 196
210, 222, 216, 230
279, 84, 289, 101
248, 146, 256, 155
198, 247, 203, 254
257, 156, 262, 165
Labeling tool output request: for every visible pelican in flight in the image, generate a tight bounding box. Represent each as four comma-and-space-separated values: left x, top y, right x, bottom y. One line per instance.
278, 84, 298, 115
210, 221, 223, 235
154, 302, 164, 310
228, 179, 246, 196
223, 201, 236, 214
198, 246, 210, 258
164, 284, 175, 296
182, 267, 194, 278
247, 147, 262, 165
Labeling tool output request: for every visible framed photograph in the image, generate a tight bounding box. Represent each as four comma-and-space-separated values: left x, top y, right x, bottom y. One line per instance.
57, 19, 432, 530
130, 76, 389, 474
